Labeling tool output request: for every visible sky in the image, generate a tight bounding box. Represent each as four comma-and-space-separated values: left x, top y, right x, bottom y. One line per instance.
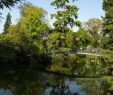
0, 0, 104, 33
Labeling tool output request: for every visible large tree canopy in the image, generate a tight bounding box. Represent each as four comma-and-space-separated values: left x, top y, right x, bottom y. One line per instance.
0, 3, 49, 56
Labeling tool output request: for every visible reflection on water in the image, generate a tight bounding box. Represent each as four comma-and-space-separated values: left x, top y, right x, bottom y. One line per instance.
0, 62, 110, 95
0, 89, 13, 95
48, 54, 108, 77
44, 76, 104, 95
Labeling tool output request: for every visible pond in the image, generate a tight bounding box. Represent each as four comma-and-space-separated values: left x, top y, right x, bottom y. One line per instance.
0, 54, 112, 95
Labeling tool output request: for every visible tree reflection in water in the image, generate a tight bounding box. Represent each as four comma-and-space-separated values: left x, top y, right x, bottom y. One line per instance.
49, 79, 80, 95
0, 63, 111, 95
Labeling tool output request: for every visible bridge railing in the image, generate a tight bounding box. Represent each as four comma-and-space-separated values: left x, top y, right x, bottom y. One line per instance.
76, 48, 102, 54
46, 47, 113, 55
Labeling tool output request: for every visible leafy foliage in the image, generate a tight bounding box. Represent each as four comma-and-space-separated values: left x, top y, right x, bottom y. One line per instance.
48, 0, 81, 50
73, 28, 91, 50
83, 18, 103, 48
103, 0, 113, 50
0, 0, 23, 9
51, 0, 75, 8
18, 3, 49, 54
0, 3, 49, 62
51, 0, 80, 32
0, 0, 23, 18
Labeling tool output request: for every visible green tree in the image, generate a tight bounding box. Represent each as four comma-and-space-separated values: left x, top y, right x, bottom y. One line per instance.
103, 0, 113, 50
3, 12, 12, 34
0, 3, 49, 59
19, 3, 49, 54
47, 32, 61, 51
47, 31, 73, 52
51, 0, 80, 48
73, 28, 91, 51
83, 18, 103, 48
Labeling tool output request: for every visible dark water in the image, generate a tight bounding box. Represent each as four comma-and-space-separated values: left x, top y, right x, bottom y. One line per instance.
0, 54, 112, 95
0, 63, 109, 95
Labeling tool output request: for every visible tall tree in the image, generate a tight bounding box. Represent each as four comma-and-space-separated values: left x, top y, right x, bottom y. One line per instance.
3, 12, 12, 34
18, 3, 49, 54
50, 0, 80, 48
103, 0, 113, 50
